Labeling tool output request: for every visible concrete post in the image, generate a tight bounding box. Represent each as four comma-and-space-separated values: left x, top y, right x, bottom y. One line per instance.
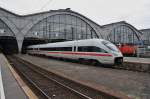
16, 33, 24, 53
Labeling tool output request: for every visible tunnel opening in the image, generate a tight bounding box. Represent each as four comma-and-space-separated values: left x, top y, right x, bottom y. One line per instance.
22, 37, 47, 54
0, 36, 18, 54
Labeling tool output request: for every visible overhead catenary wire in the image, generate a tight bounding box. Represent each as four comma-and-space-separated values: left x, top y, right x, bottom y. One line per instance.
39, 0, 53, 12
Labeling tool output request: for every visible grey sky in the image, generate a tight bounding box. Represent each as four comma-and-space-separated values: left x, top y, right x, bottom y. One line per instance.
0, 0, 150, 29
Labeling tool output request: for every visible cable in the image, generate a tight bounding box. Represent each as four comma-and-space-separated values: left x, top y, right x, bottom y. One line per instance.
39, 0, 53, 11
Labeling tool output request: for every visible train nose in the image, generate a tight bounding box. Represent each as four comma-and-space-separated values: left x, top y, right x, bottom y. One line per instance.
114, 57, 123, 65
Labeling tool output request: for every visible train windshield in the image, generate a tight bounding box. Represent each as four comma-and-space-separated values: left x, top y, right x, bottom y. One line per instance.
102, 41, 119, 52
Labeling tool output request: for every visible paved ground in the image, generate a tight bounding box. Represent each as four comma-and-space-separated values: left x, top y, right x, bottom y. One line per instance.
0, 64, 5, 99
124, 57, 150, 64
0, 54, 28, 99
17, 54, 150, 99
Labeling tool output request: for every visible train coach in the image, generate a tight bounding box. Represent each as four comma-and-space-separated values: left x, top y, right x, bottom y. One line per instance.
27, 39, 123, 65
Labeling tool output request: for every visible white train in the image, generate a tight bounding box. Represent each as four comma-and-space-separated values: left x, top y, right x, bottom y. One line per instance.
27, 39, 123, 65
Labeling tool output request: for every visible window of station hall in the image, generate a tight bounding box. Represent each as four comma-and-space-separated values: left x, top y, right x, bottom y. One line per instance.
107, 25, 139, 44
145, 32, 150, 42
26, 14, 99, 40
0, 19, 14, 36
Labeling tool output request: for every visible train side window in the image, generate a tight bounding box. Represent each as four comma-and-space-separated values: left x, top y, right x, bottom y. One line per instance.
87, 46, 93, 52
78, 46, 84, 52
40, 47, 72, 51
78, 46, 89, 52
78, 46, 107, 53
93, 47, 107, 53
64, 47, 72, 51
78, 47, 81, 52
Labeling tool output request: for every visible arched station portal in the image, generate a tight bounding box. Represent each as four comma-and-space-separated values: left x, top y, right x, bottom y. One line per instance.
107, 25, 141, 45
0, 19, 18, 54
22, 14, 99, 53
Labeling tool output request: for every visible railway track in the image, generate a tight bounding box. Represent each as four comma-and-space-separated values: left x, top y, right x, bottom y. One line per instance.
7, 55, 123, 99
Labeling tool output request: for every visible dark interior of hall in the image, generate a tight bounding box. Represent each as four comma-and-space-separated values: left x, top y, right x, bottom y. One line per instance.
22, 37, 69, 54
0, 36, 18, 54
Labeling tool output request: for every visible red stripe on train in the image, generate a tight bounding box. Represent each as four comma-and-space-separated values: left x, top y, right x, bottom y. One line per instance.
48, 52, 112, 56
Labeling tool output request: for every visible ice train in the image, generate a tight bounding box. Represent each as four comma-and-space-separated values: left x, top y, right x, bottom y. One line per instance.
27, 39, 123, 65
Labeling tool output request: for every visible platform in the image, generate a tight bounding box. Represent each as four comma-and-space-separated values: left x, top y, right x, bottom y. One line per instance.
124, 57, 150, 64
17, 54, 150, 99
117, 57, 150, 72
0, 54, 28, 99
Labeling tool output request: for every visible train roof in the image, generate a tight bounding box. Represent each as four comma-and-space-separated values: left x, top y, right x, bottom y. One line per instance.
28, 39, 106, 48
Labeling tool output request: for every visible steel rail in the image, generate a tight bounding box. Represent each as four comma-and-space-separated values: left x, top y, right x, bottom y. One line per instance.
17, 57, 92, 99
9, 56, 92, 99
8, 57, 51, 99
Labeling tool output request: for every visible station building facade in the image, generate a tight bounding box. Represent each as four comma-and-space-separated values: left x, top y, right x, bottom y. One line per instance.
140, 29, 150, 45
0, 7, 148, 53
